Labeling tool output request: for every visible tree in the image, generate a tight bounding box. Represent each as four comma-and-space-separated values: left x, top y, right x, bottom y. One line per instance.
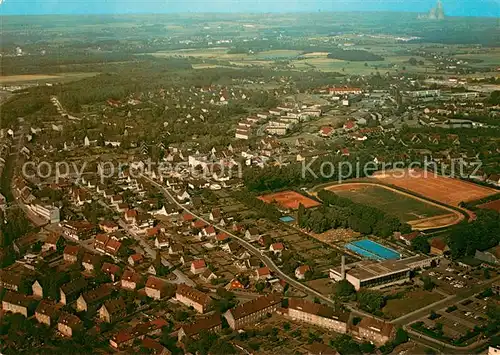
335, 280, 355, 299
255, 282, 265, 293
174, 310, 188, 322
357, 290, 385, 315
360, 342, 375, 353
330, 334, 361, 355
412, 236, 430, 254
422, 276, 436, 291
283, 322, 291, 331
394, 328, 409, 345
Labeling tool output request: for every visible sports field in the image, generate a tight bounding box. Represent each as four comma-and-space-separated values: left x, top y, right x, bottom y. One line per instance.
258, 190, 320, 210
478, 199, 500, 212
324, 183, 450, 223
372, 169, 498, 206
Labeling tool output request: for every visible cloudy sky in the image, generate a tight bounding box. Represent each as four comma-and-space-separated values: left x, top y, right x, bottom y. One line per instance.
0, 0, 498, 17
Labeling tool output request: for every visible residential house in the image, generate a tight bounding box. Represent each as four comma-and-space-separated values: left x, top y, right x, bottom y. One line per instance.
35, 300, 61, 326
258, 235, 273, 248
99, 298, 127, 323
319, 126, 334, 137
128, 253, 144, 266
295, 265, 311, 280
121, 270, 144, 291
168, 244, 184, 255
200, 269, 217, 283
224, 293, 282, 330
175, 283, 211, 313
176, 190, 190, 202
0, 270, 24, 292
82, 253, 102, 273
60, 221, 95, 241
256, 266, 272, 280
124, 209, 138, 224
190, 259, 207, 275
145, 276, 167, 300
57, 312, 83, 337
177, 313, 222, 341
2, 291, 34, 317
269, 243, 284, 255
357, 317, 395, 346
99, 220, 119, 233
155, 234, 170, 249
44, 233, 64, 251
287, 298, 349, 333
101, 262, 122, 282
209, 208, 222, 222
430, 238, 449, 255
141, 337, 170, 355
76, 284, 113, 313
63, 245, 81, 263
199, 225, 216, 239
60, 278, 88, 305
245, 228, 260, 241
32, 280, 43, 299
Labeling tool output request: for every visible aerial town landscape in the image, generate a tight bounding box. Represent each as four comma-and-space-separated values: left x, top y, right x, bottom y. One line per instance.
0, 0, 499, 354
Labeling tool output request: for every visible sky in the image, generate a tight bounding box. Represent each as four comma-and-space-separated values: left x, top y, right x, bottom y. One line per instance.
0, 0, 498, 17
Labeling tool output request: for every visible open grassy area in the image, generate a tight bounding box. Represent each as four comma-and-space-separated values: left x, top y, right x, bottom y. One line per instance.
326, 184, 450, 223
383, 290, 444, 319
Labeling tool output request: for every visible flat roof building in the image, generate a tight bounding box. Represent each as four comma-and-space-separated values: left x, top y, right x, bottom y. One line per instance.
330, 255, 440, 290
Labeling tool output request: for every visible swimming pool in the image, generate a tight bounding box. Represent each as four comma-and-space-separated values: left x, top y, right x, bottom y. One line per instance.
345, 239, 401, 260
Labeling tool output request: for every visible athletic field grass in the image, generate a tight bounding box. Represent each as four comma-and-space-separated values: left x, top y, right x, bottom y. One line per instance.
326, 184, 449, 223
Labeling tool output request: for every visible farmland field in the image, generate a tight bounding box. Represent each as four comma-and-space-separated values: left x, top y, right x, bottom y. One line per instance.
0, 72, 98, 84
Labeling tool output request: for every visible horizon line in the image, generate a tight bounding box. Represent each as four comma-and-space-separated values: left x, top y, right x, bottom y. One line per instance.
0, 9, 498, 18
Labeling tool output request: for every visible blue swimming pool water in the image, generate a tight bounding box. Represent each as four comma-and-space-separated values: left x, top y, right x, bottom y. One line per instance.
346, 239, 401, 260
280, 216, 295, 223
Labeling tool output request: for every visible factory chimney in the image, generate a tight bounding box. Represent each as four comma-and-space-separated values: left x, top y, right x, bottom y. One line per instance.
341, 255, 346, 280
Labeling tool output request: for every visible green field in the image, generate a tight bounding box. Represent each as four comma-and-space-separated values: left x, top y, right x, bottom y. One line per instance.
331, 185, 449, 222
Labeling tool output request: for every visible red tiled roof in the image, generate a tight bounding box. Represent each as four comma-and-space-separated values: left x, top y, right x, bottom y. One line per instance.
320, 126, 334, 135
430, 238, 447, 251
129, 253, 144, 263
176, 283, 210, 307
296, 265, 311, 275
63, 245, 80, 256
271, 242, 284, 250
216, 233, 229, 241
256, 266, 271, 277
205, 225, 216, 234
191, 259, 206, 270
145, 276, 165, 290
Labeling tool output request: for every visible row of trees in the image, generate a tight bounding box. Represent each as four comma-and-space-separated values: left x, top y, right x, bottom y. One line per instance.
447, 209, 500, 260
297, 190, 411, 237
244, 154, 377, 192
327, 48, 384, 62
